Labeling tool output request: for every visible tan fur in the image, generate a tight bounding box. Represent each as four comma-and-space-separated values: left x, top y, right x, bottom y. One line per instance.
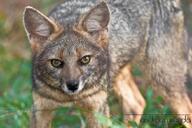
113, 65, 145, 127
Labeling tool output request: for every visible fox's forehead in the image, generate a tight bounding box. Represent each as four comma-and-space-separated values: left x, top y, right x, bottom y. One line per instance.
53, 31, 98, 49
41, 32, 100, 59
54, 32, 89, 46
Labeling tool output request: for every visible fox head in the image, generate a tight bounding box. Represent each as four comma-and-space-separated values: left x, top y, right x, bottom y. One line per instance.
23, 2, 110, 95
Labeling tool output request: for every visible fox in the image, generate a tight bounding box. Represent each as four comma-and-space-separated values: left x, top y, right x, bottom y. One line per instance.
23, 0, 192, 128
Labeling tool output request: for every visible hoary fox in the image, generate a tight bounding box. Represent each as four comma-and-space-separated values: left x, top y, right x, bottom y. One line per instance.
23, 0, 192, 127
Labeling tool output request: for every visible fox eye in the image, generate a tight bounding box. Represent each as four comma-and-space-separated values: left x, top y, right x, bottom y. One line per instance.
79, 55, 91, 65
50, 59, 64, 68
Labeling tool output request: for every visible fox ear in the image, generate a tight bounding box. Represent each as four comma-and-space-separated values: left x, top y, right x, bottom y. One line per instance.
23, 6, 59, 43
81, 2, 110, 33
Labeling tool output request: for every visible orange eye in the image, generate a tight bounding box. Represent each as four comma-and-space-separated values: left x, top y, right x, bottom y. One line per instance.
50, 59, 64, 68
79, 55, 91, 65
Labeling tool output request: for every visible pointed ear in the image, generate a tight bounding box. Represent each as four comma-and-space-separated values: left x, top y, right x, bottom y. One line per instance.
23, 6, 60, 43
81, 2, 110, 33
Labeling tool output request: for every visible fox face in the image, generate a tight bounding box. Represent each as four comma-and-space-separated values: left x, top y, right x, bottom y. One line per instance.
23, 2, 110, 95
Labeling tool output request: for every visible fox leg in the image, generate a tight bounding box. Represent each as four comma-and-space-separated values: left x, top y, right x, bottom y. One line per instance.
152, 83, 192, 128
76, 90, 109, 128
30, 92, 57, 128
113, 64, 145, 126
30, 107, 53, 128
83, 103, 109, 128
145, 60, 192, 128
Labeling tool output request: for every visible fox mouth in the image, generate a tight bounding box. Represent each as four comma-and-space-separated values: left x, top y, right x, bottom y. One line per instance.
61, 81, 84, 95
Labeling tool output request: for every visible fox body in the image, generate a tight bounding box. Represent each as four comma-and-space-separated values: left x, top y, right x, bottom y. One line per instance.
23, 0, 192, 128
29, 0, 150, 97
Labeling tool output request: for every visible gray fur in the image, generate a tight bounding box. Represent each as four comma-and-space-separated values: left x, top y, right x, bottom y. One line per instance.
49, 0, 187, 88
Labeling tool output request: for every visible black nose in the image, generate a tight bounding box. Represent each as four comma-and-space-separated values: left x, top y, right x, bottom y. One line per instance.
66, 80, 79, 92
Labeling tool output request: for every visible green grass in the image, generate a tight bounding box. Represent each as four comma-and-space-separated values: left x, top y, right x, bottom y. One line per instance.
0, 43, 31, 128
